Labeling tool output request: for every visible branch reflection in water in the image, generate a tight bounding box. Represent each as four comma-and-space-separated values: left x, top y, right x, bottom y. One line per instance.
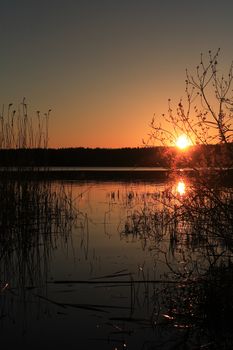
120, 175, 233, 348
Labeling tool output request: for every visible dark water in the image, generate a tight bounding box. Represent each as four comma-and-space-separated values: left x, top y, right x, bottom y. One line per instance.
0, 166, 169, 171
0, 176, 233, 349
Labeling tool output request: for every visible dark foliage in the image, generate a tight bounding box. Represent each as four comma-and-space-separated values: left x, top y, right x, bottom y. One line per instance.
0, 144, 232, 168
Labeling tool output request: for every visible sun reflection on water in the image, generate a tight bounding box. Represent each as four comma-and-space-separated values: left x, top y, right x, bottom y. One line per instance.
176, 180, 186, 196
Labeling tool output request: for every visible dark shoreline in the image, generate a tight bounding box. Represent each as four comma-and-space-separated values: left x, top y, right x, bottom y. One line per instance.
0, 144, 233, 169
0, 167, 171, 181
1, 167, 233, 184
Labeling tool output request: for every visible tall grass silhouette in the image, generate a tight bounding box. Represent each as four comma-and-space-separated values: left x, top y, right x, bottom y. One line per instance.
0, 98, 50, 149
0, 180, 79, 289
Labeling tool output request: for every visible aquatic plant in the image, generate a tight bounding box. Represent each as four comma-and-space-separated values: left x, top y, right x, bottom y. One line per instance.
0, 180, 80, 289
119, 177, 233, 347
0, 98, 51, 149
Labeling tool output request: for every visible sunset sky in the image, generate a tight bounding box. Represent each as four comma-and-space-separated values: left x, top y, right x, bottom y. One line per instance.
1, 0, 233, 148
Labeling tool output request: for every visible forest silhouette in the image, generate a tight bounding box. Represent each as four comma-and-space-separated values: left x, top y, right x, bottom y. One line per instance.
0, 144, 232, 168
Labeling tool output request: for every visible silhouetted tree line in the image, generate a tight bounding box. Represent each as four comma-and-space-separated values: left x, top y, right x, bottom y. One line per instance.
0, 144, 232, 167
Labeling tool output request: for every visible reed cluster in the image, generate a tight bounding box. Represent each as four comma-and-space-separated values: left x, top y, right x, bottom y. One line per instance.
0, 98, 51, 149
0, 180, 79, 289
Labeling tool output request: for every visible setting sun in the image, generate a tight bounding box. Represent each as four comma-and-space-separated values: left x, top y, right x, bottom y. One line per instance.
175, 134, 191, 150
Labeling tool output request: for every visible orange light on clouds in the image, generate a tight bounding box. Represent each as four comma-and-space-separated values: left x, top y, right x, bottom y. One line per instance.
175, 134, 192, 150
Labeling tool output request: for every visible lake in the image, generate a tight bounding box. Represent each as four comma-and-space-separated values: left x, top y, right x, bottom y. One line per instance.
0, 172, 233, 349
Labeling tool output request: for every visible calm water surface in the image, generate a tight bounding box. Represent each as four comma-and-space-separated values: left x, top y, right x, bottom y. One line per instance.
0, 176, 231, 349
